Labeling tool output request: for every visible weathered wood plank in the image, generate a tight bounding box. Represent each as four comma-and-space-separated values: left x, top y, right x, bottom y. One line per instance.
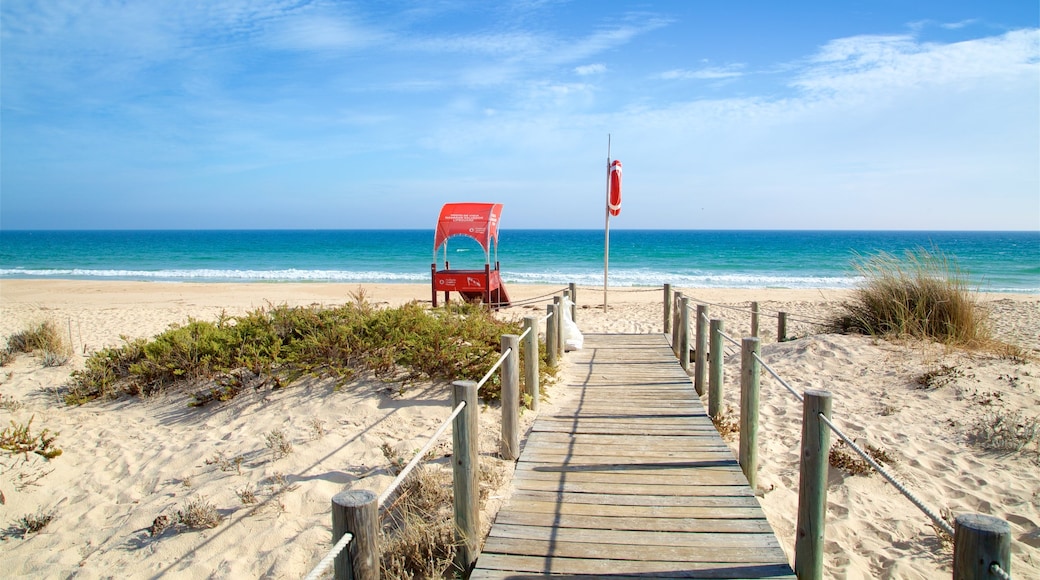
493, 510, 776, 533
471, 554, 796, 579
481, 536, 789, 564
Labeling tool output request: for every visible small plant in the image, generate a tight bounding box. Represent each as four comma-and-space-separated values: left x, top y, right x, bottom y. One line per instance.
176, 496, 222, 529
308, 417, 327, 440
264, 429, 293, 458
915, 364, 964, 389
0, 416, 62, 459
236, 486, 258, 505
710, 406, 740, 440
381, 442, 407, 475
930, 507, 955, 551
0, 393, 24, 412
14, 509, 55, 537
829, 441, 893, 476
970, 410, 1040, 454
0, 348, 14, 367
205, 452, 244, 474
148, 514, 173, 537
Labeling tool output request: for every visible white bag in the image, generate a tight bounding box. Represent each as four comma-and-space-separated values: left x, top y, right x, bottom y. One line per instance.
561, 297, 584, 351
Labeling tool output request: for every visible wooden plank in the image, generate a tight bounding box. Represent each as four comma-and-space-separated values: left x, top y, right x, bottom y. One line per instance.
481, 536, 789, 564
505, 490, 763, 509
471, 554, 796, 578
487, 524, 784, 549
493, 511, 775, 533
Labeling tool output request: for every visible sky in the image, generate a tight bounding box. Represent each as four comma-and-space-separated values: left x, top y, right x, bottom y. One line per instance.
1, 1, 1038, 231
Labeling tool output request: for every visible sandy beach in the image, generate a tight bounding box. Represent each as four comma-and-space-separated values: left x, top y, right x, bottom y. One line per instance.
1, 280, 1038, 578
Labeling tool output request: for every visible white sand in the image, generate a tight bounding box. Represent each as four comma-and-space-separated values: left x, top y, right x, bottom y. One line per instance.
1, 280, 1037, 578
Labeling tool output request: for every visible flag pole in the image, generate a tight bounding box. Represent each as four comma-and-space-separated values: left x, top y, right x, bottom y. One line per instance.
603, 134, 611, 312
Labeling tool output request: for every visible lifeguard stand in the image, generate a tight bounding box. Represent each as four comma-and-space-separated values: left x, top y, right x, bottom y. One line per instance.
431, 202, 511, 308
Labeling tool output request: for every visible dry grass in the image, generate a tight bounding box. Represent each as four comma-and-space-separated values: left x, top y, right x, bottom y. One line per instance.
5, 320, 72, 366
832, 249, 988, 345
828, 441, 894, 476
970, 410, 1040, 455
176, 496, 222, 529
710, 406, 740, 440
264, 429, 293, 459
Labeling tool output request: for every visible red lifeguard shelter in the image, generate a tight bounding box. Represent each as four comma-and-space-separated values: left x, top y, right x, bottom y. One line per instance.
431, 202, 511, 308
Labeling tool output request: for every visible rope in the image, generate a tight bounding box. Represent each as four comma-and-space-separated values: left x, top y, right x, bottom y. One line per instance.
752, 352, 804, 403
518, 326, 532, 341
303, 532, 353, 580
676, 291, 832, 329
991, 563, 1012, 580
477, 347, 512, 389
504, 287, 568, 308
817, 412, 955, 538
719, 330, 741, 348
378, 401, 467, 506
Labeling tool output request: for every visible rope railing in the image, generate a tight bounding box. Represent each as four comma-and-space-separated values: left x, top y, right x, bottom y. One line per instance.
816, 411, 954, 538
752, 351, 804, 403
303, 532, 354, 580
991, 563, 1012, 580
377, 401, 467, 506
477, 347, 512, 389
679, 291, 832, 329
504, 287, 569, 308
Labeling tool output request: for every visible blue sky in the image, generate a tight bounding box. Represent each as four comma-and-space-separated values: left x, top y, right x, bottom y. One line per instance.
2, 1, 1037, 230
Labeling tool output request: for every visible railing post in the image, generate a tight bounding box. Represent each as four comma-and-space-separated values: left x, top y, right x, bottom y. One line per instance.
679, 297, 690, 372
708, 319, 724, 420
671, 292, 682, 356
546, 304, 558, 368
694, 304, 708, 396
778, 311, 788, 342
569, 282, 577, 322
553, 295, 564, 358
739, 337, 761, 488
500, 334, 520, 461
954, 514, 1011, 579
523, 316, 539, 413
794, 390, 832, 580
663, 284, 672, 335
331, 489, 379, 580
451, 380, 480, 575
751, 301, 760, 338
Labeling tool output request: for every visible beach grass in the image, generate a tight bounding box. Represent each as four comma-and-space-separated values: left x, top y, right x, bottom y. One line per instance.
4, 319, 72, 367
831, 248, 988, 345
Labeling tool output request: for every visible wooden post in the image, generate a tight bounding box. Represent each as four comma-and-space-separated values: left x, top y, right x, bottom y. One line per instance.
546, 304, 558, 368
694, 304, 708, 396
663, 284, 672, 335
553, 295, 564, 358
739, 337, 761, 488
671, 292, 682, 357
451, 380, 480, 575
708, 319, 724, 420
679, 296, 690, 373
751, 301, 760, 338
778, 311, 788, 342
332, 489, 379, 580
794, 390, 832, 580
523, 316, 539, 413
569, 282, 577, 322
954, 514, 1011, 579
500, 334, 520, 461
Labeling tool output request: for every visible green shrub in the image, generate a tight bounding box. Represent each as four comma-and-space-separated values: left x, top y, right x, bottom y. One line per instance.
831, 248, 987, 345
0, 416, 62, 459
67, 301, 550, 404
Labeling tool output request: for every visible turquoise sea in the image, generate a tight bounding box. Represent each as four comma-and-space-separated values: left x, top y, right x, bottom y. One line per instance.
0, 230, 1037, 293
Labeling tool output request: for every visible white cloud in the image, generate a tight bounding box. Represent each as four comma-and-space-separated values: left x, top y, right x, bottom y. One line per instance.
575, 63, 606, 75
657, 67, 744, 80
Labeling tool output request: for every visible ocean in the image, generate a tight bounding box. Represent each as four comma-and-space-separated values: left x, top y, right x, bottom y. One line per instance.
0, 230, 1037, 293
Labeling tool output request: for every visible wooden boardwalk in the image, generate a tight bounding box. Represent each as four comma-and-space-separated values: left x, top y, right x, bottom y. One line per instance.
471, 333, 795, 579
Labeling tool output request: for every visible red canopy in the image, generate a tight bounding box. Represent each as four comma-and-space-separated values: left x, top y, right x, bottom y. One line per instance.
433, 202, 503, 255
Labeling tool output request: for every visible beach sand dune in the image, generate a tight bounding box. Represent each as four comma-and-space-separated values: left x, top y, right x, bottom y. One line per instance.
1, 281, 1037, 578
